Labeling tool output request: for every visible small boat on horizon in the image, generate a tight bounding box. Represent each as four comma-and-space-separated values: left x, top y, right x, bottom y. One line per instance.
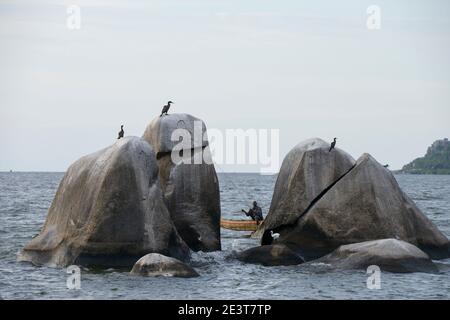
220, 219, 262, 232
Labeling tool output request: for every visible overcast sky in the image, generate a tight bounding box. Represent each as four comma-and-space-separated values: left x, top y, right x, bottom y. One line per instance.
1, 0, 449, 172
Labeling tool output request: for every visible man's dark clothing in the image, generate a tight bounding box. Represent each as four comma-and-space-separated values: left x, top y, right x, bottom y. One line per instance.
246, 205, 263, 222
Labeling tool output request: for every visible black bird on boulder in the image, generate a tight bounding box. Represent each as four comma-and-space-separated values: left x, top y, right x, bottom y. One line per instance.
160, 101, 174, 117
118, 125, 124, 139
329, 138, 337, 152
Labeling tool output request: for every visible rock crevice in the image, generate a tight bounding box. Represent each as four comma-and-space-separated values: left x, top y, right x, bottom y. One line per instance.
262, 162, 356, 245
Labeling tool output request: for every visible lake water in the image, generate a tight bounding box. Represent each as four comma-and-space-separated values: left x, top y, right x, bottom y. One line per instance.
0, 172, 449, 300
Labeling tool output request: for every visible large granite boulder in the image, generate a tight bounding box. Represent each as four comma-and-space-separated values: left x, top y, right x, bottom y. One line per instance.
256, 138, 355, 239
142, 114, 221, 252
314, 239, 439, 273
265, 153, 450, 260
236, 244, 304, 266
18, 137, 190, 267
130, 253, 199, 278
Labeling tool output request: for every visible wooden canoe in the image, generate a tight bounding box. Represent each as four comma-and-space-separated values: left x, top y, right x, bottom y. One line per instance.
220, 219, 262, 231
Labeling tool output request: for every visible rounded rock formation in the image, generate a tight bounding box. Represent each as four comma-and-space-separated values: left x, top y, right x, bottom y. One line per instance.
130, 253, 199, 278
18, 137, 190, 267
236, 244, 304, 266
142, 114, 221, 252
256, 138, 355, 239
267, 152, 450, 260
142, 113, 208, 154
314, 239, 439, 273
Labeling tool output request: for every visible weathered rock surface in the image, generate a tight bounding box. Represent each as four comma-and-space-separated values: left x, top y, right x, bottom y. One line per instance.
314, 239, 439, 273
130, 253, 199, 278
18, 137, 190, 267
236, 244, 304, 266
142, 114, 221, 252
142, 113, 208, 154
267, 153, 450, 260
256, 138, 355, 239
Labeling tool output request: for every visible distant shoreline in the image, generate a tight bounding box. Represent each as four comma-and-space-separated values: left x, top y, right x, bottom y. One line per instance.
394, 171, 450, 176
1, 171, 274, 174
2, 171, 450, 176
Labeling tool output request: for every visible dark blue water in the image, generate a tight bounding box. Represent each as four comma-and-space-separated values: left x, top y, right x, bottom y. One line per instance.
0, 172, 449, 300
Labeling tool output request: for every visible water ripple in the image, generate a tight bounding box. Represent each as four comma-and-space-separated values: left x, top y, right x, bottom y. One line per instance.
0, 172, 449, 299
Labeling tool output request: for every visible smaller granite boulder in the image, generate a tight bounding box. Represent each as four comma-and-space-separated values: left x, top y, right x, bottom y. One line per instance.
236, 245, 304, 267
130, 253, 199, 278
314, 239, 439, 274
142, 113, 208, 154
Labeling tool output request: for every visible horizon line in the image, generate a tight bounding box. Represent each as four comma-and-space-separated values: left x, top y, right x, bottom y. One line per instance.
0, 170, 280, 174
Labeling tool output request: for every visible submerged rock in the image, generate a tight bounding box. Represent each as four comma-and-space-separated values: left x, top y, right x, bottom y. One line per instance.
256, 138, 355, 239
18, 137, 190, 267
267, 153, 450, 260
130, 253, 199, 278
236, 244, 304, 266
142, 114, 221, 252
314, 239, 439, 273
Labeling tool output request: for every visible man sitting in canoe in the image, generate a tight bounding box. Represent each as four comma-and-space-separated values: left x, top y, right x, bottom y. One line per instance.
242, 201, 264, 224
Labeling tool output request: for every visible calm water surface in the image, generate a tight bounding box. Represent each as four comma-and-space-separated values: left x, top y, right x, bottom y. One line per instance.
0, 172, 449, 299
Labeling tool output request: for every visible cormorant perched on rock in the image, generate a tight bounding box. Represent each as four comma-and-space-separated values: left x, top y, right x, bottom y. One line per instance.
118, 125, 124, 139
384, 164, 390, 169
160, 101, 174, 117
329, 138, 337, 152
